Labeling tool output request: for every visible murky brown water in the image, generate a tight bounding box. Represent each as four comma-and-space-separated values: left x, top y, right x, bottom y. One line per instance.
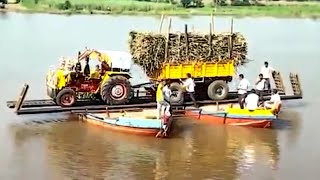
0, 13, 319, 179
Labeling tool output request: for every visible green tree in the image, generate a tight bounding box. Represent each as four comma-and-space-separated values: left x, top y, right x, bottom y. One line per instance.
181, 0, 192, 7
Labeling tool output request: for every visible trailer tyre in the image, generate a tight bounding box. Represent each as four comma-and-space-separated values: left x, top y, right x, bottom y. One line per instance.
207, 80, 229, 100
56, 88, 77, 107
169, 82, 184, 105
100, 75, 131, 105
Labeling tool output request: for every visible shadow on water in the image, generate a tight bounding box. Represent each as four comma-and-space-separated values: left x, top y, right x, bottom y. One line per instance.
9, 112, 79, 126
272, 109, 302, 131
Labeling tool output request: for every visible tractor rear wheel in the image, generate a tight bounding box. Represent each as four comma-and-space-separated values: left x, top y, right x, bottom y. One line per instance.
207, 80, 229, 100
100, 75, 131, 105
56, 88, 77, 107
169, 82, 184, 105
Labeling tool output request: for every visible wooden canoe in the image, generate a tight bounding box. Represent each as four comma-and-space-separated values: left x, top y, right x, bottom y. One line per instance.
80, 111, 173, 137
185, 107, 278, 128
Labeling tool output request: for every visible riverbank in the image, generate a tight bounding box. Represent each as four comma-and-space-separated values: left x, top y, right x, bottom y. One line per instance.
2, 1, 320, 18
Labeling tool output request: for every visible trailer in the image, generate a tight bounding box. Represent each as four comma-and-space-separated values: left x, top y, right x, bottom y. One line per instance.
150, 61, 235, 104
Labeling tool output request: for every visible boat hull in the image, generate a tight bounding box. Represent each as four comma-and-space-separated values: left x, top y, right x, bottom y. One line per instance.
83, 113, 171, 136
185, 110, 275, 128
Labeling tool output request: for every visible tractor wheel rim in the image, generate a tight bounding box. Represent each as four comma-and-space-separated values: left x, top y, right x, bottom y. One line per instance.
215, 86, 225, 97
171, 90, 179, 98
111, 85, 125, 99
61, 93, 74, 106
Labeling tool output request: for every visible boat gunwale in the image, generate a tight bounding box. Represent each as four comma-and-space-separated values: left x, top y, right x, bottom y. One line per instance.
190, 110, 277, 120
86, 113, 163, 130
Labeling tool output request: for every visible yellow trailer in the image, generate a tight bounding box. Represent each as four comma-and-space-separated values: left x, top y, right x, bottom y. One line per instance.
151, 61, 235, 103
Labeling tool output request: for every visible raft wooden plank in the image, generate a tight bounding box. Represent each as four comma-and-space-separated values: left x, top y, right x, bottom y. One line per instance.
14, 84, 29, 113
14, 95, 302, 115
6, 90, 285, 109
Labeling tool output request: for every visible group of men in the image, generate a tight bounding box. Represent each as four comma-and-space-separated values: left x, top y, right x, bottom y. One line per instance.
156, 73, 197, 129
237, 61, 282, 112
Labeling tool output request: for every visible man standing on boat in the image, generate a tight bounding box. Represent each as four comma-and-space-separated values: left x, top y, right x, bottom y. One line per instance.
156, 80, 172, 120
237, 74, 250, 109
162, 80, 172, 116
156, 80, 172, 137
260, 61, 275, 91
255, 73, 266, 103
156, 80, 165, 120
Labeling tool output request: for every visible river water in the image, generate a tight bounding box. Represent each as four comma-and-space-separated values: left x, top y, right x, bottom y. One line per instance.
0, 12, 319, 179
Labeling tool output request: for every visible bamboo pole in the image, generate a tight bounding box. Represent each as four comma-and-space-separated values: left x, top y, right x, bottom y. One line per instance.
214, 0, 217, 13
211, 12, 215, 33
208, 23, 212, 57
15, 84, 29, 113
231, 17, 234, 34
164, 17, 172, 61
185, 24, 189, 60
158, 14, 164, 33
229, 18, 234, 59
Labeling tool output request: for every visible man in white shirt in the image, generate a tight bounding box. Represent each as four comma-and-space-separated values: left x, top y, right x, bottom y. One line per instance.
237, 74, 250, 109
183, 73, 198, 107
264, 89, 282, 110
260, 61, 275, 91
162, 81, 172, 115
255, 73, 266, 103
159, 81, 172, 131
245, 89, 260, 111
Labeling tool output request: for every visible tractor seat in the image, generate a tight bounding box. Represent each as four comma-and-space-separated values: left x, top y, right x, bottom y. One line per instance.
69, 72, 86, 83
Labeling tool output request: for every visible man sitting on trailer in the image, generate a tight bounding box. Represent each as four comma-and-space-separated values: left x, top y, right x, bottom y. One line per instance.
264, 89, 282, 113
245, 89, 260, 111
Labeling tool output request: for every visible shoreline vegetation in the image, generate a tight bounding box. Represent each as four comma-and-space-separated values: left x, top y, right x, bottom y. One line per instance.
1, 0, 320, 18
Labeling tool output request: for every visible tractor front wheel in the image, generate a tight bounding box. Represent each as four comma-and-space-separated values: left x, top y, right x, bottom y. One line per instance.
100, 75, 131, 105
56, 88, 77, 107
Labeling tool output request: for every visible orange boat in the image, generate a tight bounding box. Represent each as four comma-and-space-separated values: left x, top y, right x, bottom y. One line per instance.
185, 106, 279, 128
79, 110, 173, 137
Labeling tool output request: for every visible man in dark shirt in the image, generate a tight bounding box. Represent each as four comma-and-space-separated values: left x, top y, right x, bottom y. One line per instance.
83, 57, 90, 77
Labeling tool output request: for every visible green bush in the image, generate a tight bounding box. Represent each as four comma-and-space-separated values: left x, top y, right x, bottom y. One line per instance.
231, 0, 251, 6
181, 0, 192, 8
56, 0, 72, 10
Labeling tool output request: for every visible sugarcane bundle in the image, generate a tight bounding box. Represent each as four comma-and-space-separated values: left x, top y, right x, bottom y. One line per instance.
128, 31, 248, 77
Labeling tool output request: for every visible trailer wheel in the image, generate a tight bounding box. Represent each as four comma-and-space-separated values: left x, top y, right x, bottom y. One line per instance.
100, 75, 131, 105
169, 82, 184, 105
56, 88, 77, 107
207, 80, 229, 100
